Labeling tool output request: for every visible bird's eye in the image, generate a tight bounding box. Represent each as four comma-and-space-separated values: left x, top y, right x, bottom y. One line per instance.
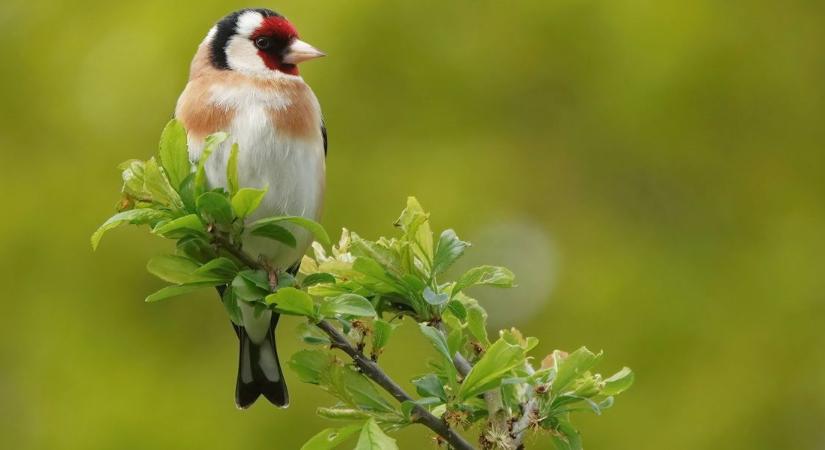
254, 37, 272, 50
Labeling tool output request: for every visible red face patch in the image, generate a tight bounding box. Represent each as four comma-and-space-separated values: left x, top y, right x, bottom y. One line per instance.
252, 17, 300, 75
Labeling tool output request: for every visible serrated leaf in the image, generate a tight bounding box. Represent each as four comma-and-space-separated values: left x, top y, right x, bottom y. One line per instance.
320, 294, 376, 318
602, 367, 634, 396
158, 119, 190, 189
432, 229, 469, 275
231, 187, 267, 219
266, 287, 316, 318
552, 347, 603, 394
196, 192, 234, 225
91, 209, 169, 250
452, 265, 515, 296
250, 223, 297, 248
226, 143, 239, 196
394, 197, 433, 270
354, 418, 398, 450
143, 157, 183, 208
300, 425, 362, 450
249, 216, 330, 247
457, 337, 525, 400
153, 214, 206, 238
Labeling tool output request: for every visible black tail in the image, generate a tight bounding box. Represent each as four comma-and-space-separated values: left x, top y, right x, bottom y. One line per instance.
235, 313, 289, 409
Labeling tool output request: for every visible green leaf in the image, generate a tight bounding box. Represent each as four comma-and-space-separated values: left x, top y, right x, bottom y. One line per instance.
231, 271, 270, 302
550, 419, 583, 450
371, 319, 396, 356
297, 322, 330, 345
288, 349, 331, 384
193, 132, 227, 196
250, 223, 297, 248
119, 159, 148, 199
457, 337, 525, 400
551, 347, 603, 393
601, 367, 634, 396
143, 157, 183, 208
394, 197, 433, 270
466, 304, 490, 346
194, 257, 239, 282
300, 425, 361, 450
176, 235, 216, 262
226, 143, 240, 196
146, 255, 202, 284
91, 209, 168, 250
196, 192, 234, 225
158, 119, 190, 189
452, 265, 515, 296
315, 408, 371, 421
249, 216, 330, 247
418, 324, 452, 363
320, 294, 376, 318
432, 229, 469, 276
446, 300, 467, 321
153, 214, 205, 238
145, 284, 209, 303
412, 374, 447, 401
303, 272, 336, 287
334, 366, 395, 412
266, 287, 316, 318
221, 287, 243, 326
231, 187, 267, 219
422, 286, 449, 305
354, 418, 398, 450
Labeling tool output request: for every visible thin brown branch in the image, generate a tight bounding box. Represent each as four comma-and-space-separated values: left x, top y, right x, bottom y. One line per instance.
211, 237, 476, 449
316, 320, 476, 450
212, 232, 262, 270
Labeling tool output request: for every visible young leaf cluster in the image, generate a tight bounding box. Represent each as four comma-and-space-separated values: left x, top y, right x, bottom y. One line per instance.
93, 122, 634, 450
293, 198, 634, 450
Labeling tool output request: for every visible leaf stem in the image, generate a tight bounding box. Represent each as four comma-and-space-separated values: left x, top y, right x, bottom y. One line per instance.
316, 320, 476, 450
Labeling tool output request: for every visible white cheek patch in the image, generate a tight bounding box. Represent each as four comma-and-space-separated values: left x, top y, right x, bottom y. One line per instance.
225, 35, 268, 74
236, 10, 263, 37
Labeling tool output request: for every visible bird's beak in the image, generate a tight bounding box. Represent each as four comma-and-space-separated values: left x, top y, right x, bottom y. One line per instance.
283, 39, 326, 64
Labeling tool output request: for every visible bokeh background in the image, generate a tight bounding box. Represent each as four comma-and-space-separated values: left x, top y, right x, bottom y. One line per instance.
2, 0, 824, 449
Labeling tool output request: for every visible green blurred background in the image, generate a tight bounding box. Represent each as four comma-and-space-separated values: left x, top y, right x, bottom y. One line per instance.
2, 0, 824, 448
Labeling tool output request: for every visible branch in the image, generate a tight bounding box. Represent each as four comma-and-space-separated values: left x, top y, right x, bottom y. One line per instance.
210, 235, 475, 449
212, 232, 261, 269
316, 320, 476, 450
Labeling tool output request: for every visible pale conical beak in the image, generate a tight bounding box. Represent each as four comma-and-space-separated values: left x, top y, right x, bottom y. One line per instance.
283, 39, 326, 64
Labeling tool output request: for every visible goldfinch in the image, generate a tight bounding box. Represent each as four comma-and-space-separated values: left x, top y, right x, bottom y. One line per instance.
174, 8, 326, 409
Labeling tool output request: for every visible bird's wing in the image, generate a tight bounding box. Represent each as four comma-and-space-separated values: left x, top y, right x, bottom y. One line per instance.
321, 121, 328, 157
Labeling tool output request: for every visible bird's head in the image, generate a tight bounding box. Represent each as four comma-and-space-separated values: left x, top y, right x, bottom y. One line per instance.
207, 9, 324, 78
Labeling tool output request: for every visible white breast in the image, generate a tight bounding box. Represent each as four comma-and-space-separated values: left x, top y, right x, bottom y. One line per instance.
187, 80, 325, 270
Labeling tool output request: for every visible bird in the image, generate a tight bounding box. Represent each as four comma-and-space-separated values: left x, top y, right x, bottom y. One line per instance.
174, 8, 327, 409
